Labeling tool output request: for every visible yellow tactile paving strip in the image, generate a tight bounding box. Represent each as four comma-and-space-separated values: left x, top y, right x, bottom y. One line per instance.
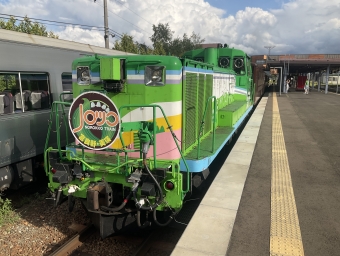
270, 92, 304, 256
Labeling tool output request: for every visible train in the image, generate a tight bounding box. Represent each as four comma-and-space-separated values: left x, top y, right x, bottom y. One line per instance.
0, 29, 130, 192
322, 74, 340, 86
43, 43, 264, 238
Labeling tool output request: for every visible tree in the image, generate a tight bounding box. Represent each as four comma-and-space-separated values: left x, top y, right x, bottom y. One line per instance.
189, 31, 205, 49
169, 37, 183, 57
152, 41, 166, 56
168, 31, 205, 57
112, 23, 205, 56
135, 42, 153, 55
150, 23, 173, 55
113, 34, 155, 55
150, 23, 205, 57
0, 74, 16, 92
113, 34, 138, 53
0, 15, 58, 38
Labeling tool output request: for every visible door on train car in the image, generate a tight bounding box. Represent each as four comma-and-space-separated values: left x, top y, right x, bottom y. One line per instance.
296, 76, 307, 91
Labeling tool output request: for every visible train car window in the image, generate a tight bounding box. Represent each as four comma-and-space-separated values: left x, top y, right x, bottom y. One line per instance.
0, 72, 50, 113
0, 74, 16, 114
61, 72, 73, 102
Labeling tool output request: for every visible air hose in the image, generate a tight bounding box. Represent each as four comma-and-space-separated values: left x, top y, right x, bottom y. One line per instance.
135, 154, 164, 211
100, 192, 132, 212
136, 209, 151, 228
55, 186, 62, 207
152, 208, 174, 227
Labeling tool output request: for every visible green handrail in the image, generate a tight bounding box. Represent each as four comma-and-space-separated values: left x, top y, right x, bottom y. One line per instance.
44, 147, 144, 176
44, 101, 71, 159
59, 92, 73, 145
119, 104, 191, 194
45, 101, 191, 195
197, 96, 217, 159
59, 92, 73, 102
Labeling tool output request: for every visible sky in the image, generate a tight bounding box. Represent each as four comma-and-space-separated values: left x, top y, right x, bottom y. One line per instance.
0, 0, 340, 55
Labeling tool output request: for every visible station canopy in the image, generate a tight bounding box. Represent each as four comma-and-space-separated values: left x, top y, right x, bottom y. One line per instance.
266, 54, 340, 74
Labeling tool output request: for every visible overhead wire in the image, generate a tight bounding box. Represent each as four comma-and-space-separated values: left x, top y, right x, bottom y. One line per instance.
0, 0, 155, 40
93, 0, 152, 36
0, 13, 124, 39
112, 0, 153, 26
0, 13, 105, 31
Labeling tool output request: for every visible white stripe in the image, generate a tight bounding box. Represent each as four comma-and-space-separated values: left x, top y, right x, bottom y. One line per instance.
121, 101, 182, 122
127, 74, 182, 80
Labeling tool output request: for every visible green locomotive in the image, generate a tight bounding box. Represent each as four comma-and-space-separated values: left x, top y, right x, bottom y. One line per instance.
44, 44, 254, 238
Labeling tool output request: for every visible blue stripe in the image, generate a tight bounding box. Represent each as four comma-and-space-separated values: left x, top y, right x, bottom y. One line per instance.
127, 70, 145, 75
184, 67, 214, 74
166, 70, 182, 75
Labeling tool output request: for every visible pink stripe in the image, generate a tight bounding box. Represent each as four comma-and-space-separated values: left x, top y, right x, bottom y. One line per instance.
75, 129, 182, 160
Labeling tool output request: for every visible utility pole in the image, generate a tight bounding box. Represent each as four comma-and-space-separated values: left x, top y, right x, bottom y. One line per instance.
103, 0, 109, 48
264, 45, 275, 59
95, 0, 109, 48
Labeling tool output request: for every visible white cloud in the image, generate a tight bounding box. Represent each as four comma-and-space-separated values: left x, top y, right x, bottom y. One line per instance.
57, 26, 109, 47
0, 0, 340, 54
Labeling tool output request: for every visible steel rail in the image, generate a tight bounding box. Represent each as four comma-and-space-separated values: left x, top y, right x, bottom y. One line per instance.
49, 225, 95, 256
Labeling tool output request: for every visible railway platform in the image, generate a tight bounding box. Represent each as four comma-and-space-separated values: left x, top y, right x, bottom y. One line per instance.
171, 87, 340, 256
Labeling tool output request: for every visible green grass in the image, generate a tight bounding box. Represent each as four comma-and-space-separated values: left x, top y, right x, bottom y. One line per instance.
0, 197, 20, 227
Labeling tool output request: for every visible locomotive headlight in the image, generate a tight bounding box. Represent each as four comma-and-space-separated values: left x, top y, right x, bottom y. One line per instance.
77, 66, 91, 85
152, 70, 161, 81
234, 58, 244, 69
144, 66, 166, 86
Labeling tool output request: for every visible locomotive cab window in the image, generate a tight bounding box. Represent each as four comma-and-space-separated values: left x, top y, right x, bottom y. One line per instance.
0, 72, 50, 114
144, 66, 166, 86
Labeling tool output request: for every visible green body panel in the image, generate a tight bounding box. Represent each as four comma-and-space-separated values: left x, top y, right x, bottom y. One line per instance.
100, 57, 121, 80
183, 46, 254, 103
72, 55, 183, 107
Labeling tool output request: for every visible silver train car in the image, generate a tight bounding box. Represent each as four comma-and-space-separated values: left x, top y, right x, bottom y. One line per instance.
0, 29, 128, 191
322, 74, 340, 86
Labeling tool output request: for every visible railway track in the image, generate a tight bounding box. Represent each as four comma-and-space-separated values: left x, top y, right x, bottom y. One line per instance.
47, 223, 181, 256
49, 224, 96, 256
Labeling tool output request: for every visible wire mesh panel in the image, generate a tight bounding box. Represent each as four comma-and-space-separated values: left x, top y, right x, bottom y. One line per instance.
198, 74, 205, 135
204, 74, 213, 134
184, 73, 198, 151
